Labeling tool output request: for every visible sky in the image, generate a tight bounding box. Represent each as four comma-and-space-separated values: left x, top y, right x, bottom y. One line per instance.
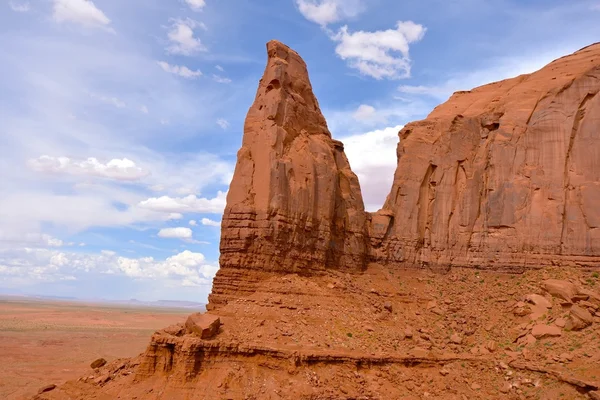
0, 0, 599, 303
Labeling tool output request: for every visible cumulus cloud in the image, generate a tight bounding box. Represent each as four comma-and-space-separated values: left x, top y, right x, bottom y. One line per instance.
28, 156, 149, 182
185, 0, 206, 11
295, 0, 364, 26
166, 19, 207, 55
352, 104, 382, 122
157, 227, 193, 240
189, 220, 197, 226
201, 218, 221, 227
52, 0, 112, 30
330, 21, 426, 80
212, 74, 232, 84
340, 126, 402, 211
0, 248, 219, 287
138, 191, 227, 214
157, 61, 202, 78
9, 1, 30, 12
216, 119, 230, 129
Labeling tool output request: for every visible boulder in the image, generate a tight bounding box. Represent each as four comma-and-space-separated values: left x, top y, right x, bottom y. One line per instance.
542, 280, 578, 303
185, 313, 221, 339
525, 294, 552, 309
90, 358, 107, 369
566, 305, 593, 331
531, 324, 562, 339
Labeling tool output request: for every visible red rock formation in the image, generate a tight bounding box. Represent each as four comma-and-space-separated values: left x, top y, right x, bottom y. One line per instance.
209, 41, 368, 308
371, 43, 600, 271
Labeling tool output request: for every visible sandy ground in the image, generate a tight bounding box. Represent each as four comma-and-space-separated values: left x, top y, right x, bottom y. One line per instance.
0, 298, 192, 400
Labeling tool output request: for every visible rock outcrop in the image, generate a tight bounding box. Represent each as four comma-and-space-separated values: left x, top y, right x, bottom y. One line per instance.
209, 40, 368, 308
371, 43, 600, 271
211, 41, 600, 310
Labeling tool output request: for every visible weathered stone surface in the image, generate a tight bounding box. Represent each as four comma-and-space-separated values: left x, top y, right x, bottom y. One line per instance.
209, 40, 368, 308
370, 43, 600, 271
185, 313, 221, 339
531, 324, 562, 339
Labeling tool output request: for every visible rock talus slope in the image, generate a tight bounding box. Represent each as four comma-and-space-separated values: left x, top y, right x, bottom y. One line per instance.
371, 43, 600, 271
209, 40, 368, 308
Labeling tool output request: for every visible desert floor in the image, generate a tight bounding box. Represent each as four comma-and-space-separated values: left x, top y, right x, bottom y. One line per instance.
0, 297, 191, 400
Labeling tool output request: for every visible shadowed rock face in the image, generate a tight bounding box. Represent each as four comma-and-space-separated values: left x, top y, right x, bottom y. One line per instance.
209, 41, 600, 309
208, 41, 368, 308
371, 43, 600, 271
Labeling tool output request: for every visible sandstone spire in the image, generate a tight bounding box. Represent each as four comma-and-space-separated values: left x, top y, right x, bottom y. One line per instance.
370, 42, 600, 271
208, 41, 368, 308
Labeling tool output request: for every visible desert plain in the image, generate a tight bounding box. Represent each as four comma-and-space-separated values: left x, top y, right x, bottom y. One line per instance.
0, 297, 192, 399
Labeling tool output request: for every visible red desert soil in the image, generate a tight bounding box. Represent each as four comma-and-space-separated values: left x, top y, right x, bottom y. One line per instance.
0, 298, 191, 400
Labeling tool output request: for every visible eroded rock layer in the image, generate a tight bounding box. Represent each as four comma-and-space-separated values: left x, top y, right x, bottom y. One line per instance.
209, 41, 368, 308
371, 43, 600, 271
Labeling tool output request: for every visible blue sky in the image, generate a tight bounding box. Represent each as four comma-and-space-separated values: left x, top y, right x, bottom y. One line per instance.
0, 0, 599, 302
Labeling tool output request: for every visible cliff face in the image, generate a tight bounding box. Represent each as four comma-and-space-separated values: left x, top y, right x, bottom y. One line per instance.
209, 42, 600, 309
209, 41, 368, 308
371, 43, 600, 271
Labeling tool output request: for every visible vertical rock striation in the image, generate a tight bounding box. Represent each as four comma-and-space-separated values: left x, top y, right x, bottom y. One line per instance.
208, 41, 368, 309
371, 43, 600, 271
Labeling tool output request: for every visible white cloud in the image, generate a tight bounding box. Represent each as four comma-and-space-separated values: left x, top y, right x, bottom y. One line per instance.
330, 21, 426, 80
138, 191, 227, 214
157, 227, 193, 240
89, 92, 126, 108
9, 1, 30, 12
215, 65, 224, 72
139, 105, 149, 114
0, 248, 219, 288
397, 46, 581, 102
201, 218, 221, 227
212, 74, 232, 84
295, 0, 364, 26
340, 125, 402, 211
166, 19, 207, 55
352, 104, 381, 122
52, 0, 112, 30
185, 0, 206, 11
158, 61, 202, 78
0, 232, 64, 249
216, 119, 230, 129
28, 156, 149, 182
189, 220, 197, 226
167, 213, 183, 220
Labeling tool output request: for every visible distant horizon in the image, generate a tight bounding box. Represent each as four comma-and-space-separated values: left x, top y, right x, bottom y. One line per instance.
0, 292, 206, 308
